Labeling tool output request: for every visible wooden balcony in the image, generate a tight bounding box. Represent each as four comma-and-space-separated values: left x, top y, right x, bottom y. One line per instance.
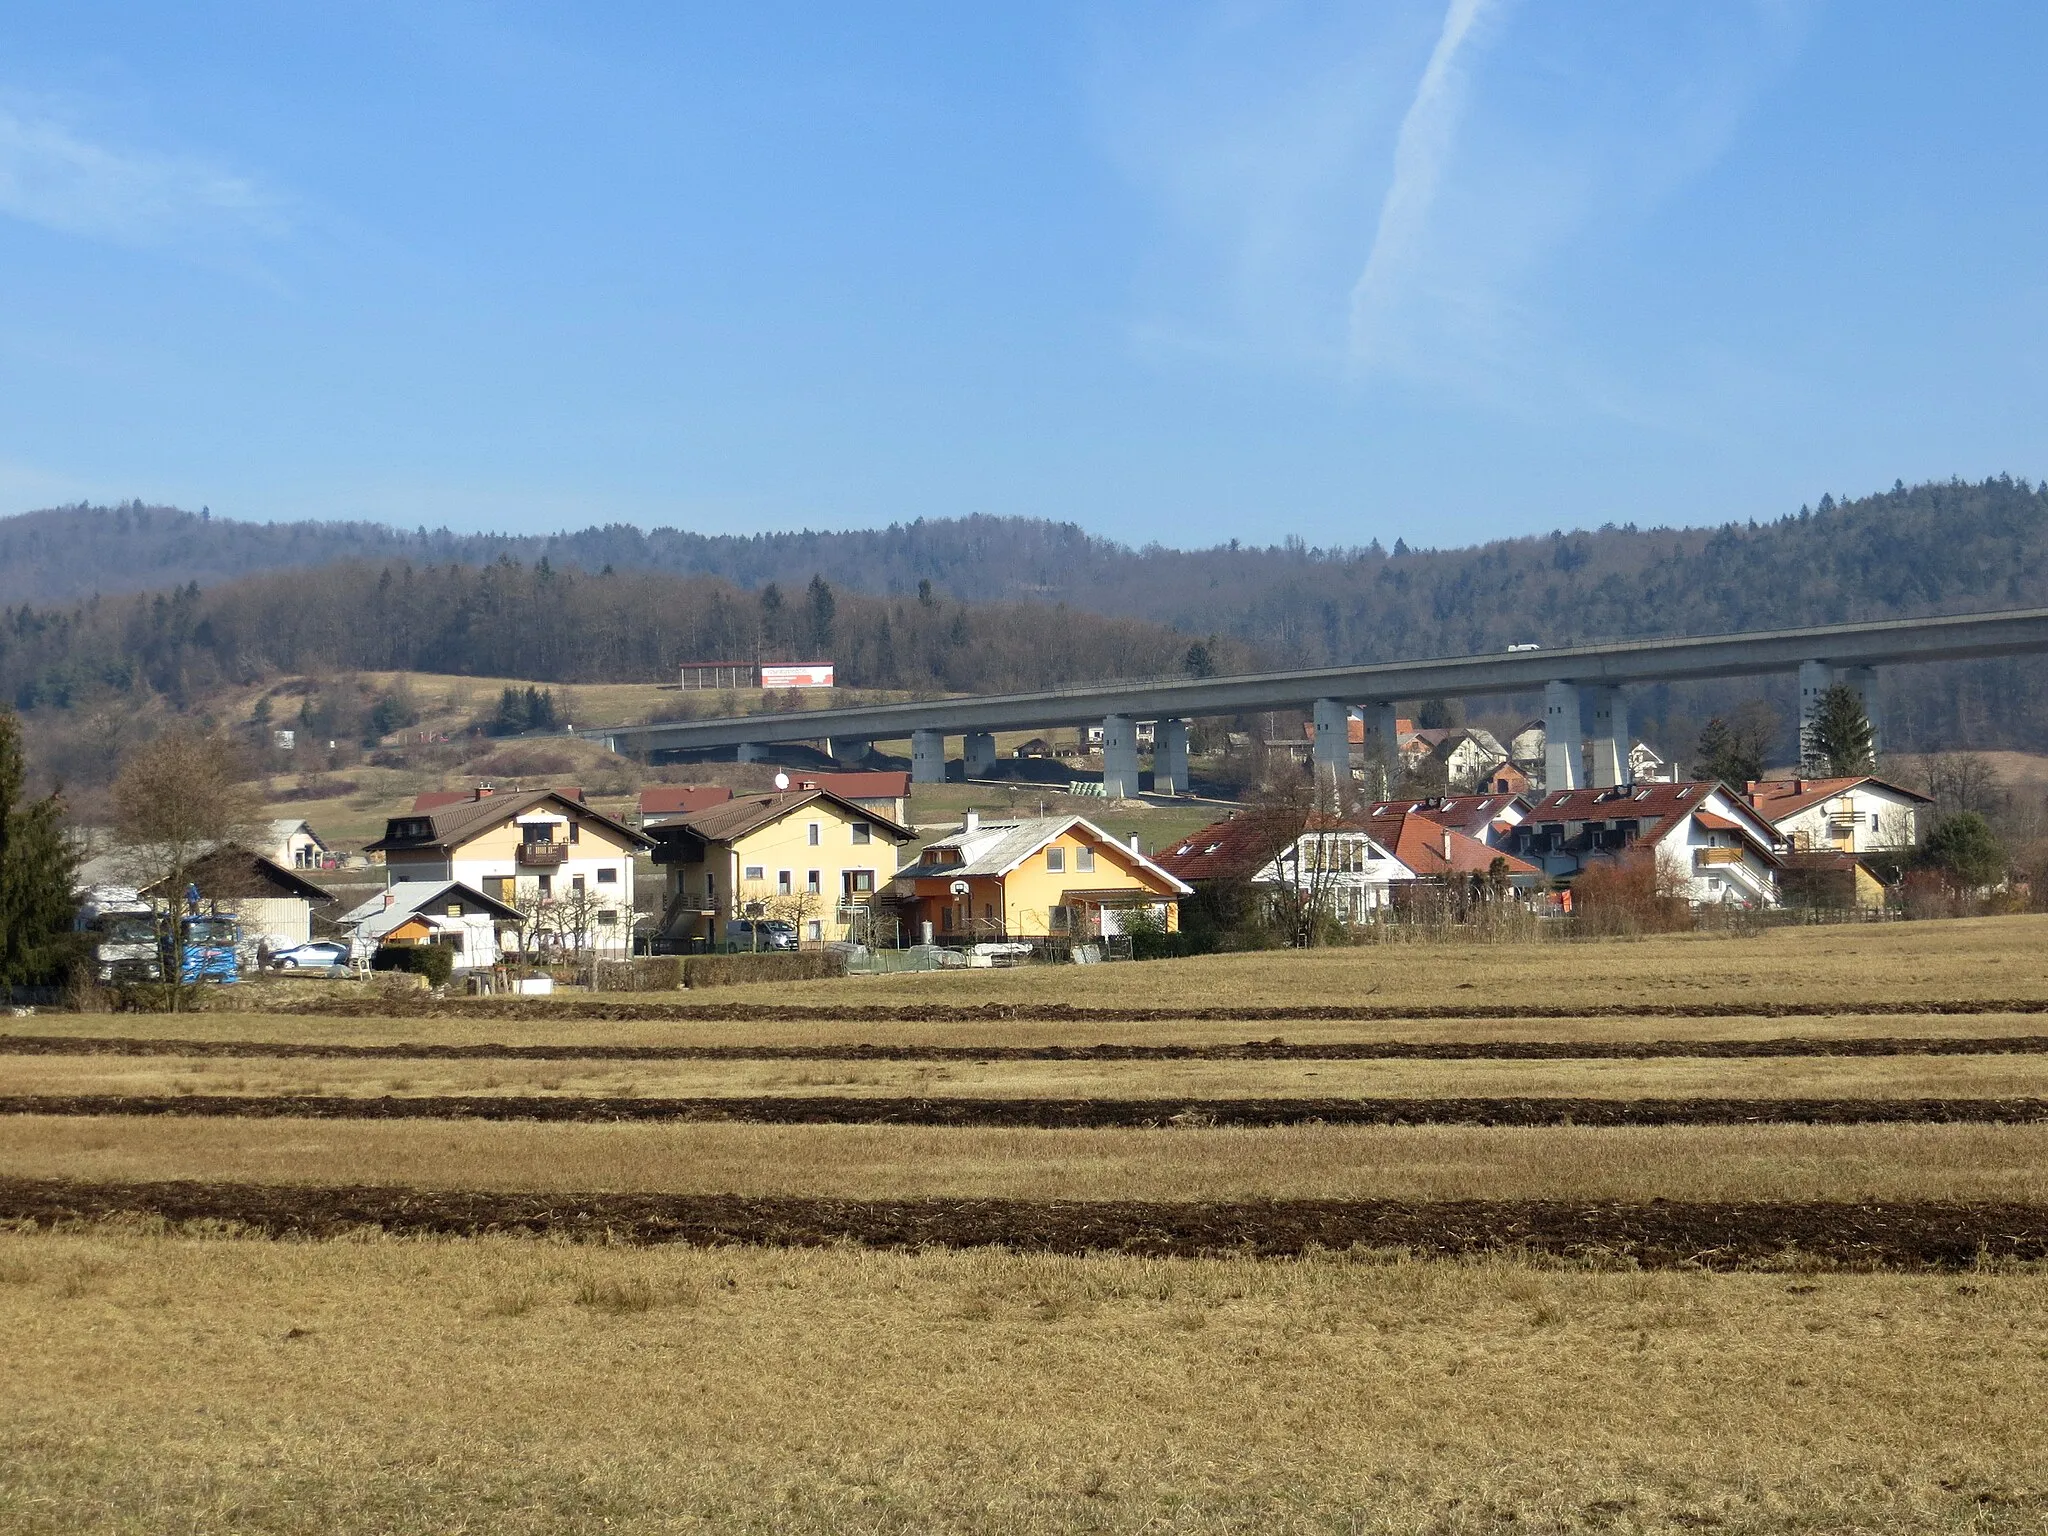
1694, 847, 1745, 867
517, 843, 567, 867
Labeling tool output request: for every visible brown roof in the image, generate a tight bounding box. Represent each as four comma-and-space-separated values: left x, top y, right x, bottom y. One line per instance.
792, 771, 910, 799
1370, 794, 1526, 838
669, 789, 912, 845
413, 785, 585, 814
369, 788, 650, 853
1156, 816, 1277, 884
638, 784, 736, 817
1359, 811, 1541, 879
1523, 782, 1779, 856
1744, 775, 1933, 820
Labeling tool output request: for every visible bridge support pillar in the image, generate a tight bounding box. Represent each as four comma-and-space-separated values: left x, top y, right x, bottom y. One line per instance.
1313, 698, 1352, 807
1835, 665, 1882, 758
1101, 714, 1141, 800
1798, 660, 1834, 772
1587, 686, 1629, 788
1155, 719, 1190, 796
1359, 703, 1400, 799
963, 732, 997, 779
1544, 682, 1583, 791
911, 729, 947, 784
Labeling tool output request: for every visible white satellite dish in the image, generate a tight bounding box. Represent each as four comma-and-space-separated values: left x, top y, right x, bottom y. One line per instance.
949, 879, 970, 896
773, 772, 790, 790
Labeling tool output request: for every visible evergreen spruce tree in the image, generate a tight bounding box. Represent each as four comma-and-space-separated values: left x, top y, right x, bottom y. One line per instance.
1805, 684, 1876, 776
0, 707, 80, 987
1694, 715, 1763, 791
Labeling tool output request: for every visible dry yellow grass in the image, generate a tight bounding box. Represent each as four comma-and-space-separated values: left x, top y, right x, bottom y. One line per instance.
1, 1228, 2043, 1533
11, 1050, 2048, 1102
14, 1005, 2048, 1053
10, 1116, 2048, 1203
714, 912, 2048, 1009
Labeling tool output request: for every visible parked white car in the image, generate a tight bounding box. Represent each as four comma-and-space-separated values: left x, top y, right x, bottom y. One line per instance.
271, 940, 351, 970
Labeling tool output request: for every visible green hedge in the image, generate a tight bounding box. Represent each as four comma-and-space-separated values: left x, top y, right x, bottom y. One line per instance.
594, 956, 684, 992
370, 945, 456, 988
682, 951, 848, 989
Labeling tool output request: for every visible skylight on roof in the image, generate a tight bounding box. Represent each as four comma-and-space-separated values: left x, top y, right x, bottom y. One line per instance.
1677, 787, 1694, 799
1204, 842, 1222, 854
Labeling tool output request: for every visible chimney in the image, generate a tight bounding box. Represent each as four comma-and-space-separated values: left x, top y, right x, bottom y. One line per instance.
1442, 829, 1453, 862
1129, 832, 1141, 854
474, 784, 494, 800
964, 810, 979, 834
383, 889, 395, 908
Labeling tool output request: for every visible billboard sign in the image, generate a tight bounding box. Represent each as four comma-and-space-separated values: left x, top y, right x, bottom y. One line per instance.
761, 663, 835, 690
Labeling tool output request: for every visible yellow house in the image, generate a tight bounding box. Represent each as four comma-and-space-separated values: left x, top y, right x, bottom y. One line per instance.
891, 812, 1190, 943
646, 788, 914, 948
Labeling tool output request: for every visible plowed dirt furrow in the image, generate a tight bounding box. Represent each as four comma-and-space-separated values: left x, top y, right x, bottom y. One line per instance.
4, 1175, 2043, 1267
9, 1093, 2048, 1127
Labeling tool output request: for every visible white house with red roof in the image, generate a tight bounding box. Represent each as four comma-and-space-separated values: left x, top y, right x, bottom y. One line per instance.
1743, 776, 1930, 854
1158, 809, 1542, 924
1503, 782, 1782, 906
1366, 794, 1528, 846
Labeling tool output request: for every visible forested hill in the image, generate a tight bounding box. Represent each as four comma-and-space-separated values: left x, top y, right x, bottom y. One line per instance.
6, 479, 2048, 674
5, 476, 2048, 750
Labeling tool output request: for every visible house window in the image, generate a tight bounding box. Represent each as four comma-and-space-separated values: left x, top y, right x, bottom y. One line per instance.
852, 823, 872, 845
845, 870, 874, 895
744, 866, 765, 882
569, 822, 580, 843
537, 874, 552, 897
807, 870, 821, 894
1049, 904, 1072, 932
808, 823, 821, 847
806, 920, 822, 942
572, 874, 585, 895
778, 871, 792, 895
1075, 847, 1095, 873
1046, 847, 1065, 873
487, 877, 512, 902
941, 906, 954, 933
597, 909, 616, 926
597, 867, 617, 883
446, 903, 463, 917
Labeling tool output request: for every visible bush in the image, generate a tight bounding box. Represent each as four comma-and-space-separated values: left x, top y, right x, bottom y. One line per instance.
371, 944, 455, 988
1570, 851, 1692, 937
594, 956, 683, 992
681, 951, 848, 989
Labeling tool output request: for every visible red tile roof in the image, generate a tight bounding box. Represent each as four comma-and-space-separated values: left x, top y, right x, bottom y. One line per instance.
1744, 775, 1932, 820
1156, 809, 1539, 883
1156, 815, 1277, 884
791, 771, 911, 799
1522, 782, 1779, 855
1359, 811, 1541, 879
413, 786, 584, 813
638, 784, 736, 817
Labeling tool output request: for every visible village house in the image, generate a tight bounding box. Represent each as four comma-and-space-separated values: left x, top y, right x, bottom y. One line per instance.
75, 842, 335, 952
644, 788, 914, 948
1743, 775, 1931, 854
1367, 794, 1528, 846
365, 787, 652, 957
891, 812, 1189, 943
1504, 782, 1783, 906
264, 818, 330, 871
1159, 809, 1541, 925
1399, 727, 1510, 792
336, 880, 526, 968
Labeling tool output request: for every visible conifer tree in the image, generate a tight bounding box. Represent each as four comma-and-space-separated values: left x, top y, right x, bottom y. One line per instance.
1805, 684, 1876, 776
0, 707, 80, 987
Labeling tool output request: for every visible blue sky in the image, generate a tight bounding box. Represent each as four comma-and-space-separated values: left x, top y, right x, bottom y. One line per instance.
1, 2, 2044, 549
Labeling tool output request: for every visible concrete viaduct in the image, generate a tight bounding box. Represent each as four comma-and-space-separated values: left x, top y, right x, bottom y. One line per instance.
584, 607, 2048, 797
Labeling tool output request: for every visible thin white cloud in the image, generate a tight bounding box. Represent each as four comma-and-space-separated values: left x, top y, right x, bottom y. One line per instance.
1348, 0, 1502, 366
0, 98, 286, 249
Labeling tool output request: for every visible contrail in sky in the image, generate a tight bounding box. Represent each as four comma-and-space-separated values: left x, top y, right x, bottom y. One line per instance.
1348, 0, 1499, 363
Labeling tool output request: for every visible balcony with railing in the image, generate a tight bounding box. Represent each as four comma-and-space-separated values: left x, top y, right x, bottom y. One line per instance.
1694, 847, 1746, 867
518, 842, 567, 867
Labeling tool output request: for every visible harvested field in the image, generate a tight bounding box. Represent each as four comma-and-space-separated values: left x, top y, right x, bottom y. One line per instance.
5, 1231, 2045, 1534
10, 1091, 2048, 1126
12, 1116, 2048, 1203
10, 1177, 2048, 1266
25, 1006, 2048, 1053
16, 1048, 2048, 1102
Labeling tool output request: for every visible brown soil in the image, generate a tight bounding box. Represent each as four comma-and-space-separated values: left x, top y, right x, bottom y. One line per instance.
10, 1093, 2048, 1127
234, 997, 2048, 1023
4, 1175, 2043, 1267
11, 1032, 2048, 1062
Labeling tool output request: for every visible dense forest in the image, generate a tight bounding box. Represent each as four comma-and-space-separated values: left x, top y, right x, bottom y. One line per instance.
5, 476, 2048, 753
0, 561, 1257, 717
